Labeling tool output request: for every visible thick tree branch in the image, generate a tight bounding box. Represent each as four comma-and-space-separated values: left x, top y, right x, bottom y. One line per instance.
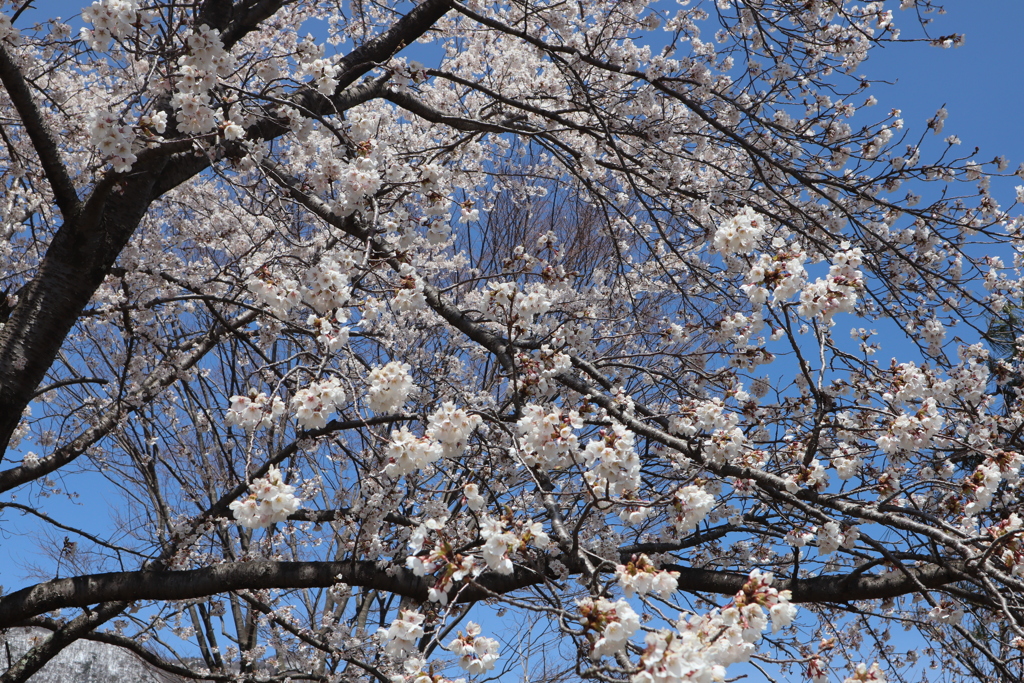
0, 601, 128, 683
0, 555, 973, 630
383, 88, 533, 134
332, 0, 452, 93
0, 43, 80, 219
664, 564, 969, 604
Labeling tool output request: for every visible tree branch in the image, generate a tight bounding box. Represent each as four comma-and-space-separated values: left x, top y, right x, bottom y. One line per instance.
0, 602, 128, 683
0, 554, 973, 630
0, 42, 80, 219
0, 310, 257, 492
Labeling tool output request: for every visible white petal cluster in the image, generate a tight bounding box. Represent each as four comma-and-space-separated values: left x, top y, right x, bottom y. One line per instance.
308, 313, 350, 353
178, 25, 235, 87
832, 441, 863, 480
379, 609, 425, 657
484, 281, 554, 330
632, 571, 797, 683
843, 662, 886, 683
513, 346, 571, 398
921, 318, 946, 350
0, 12, 21, 45
987, 513, 1024, 577
301, 257, 353, 314
669, 398, 738, 437
516, 404, 583, 469
582, 423, 642, 498
89, 111, 137, 173
81, 0, 152, 51
615, 554, 680, 598
702, 426, 749, 466
814, 520, 854, 556
427, 403, 481, 458
926, 602, 964, 625
578, 597, 640, 659
385, 426, 443, 478
301, 57, 341, 96
875, 397, 944, 456
798, 246, 864, 321
784, 458, 829, 493
447, 622, 500, 674
170, 25, 235, 135
367, 361, 415, 414
291, 377, 346, 429
633, 629, 725, 683
392, 265, 427, 314
225, 391, 285, 431
229, 466, 301, 528
713, 207, 768, 256
463, 483, 485, 511
249, 274, 301, 317
670, 485, 715, 534
784, 527, 814, 547
741, 250, 807, 305
965, 449, 1024, 515
479, 515, 518, 575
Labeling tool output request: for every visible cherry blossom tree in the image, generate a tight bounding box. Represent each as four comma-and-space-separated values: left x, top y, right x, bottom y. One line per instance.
0, 1, 1022, 682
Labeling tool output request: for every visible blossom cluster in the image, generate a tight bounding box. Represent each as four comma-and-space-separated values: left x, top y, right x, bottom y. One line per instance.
578, 597, 641, 659
798, 246, 865, 321
516, 405, 583, 469
670, 485, 716, 534
987, 512, 1024, 574
814, 520, 859, 555
964, 449, 1024, 516
484, 281, 555, 331
631, 571, 796, 683
229, 466, 301, 528
405, 514, 548, 604
392, 264, 428, 314
301, 257, 354, 314
742, 250, 807, 305
426, 403, 481, 458
379, 609, 425, 657
875, 397, 944, 456
385, 427, 443, 478
291, 377, 346, 429
0, 11, 20, 45
81, 0, 153, 51
615, 554, 680, 598
582, 423, 643, 501
225, 391, 286, 431
172, 25, 236, 135
89, 111, 137, 173
367, 361, 415, 414
713, 207, 768, 256
249, 272, 302, 318
479, 514, 549, 575
512, 346, 571, 398
447, 622, 500, 674
384, 403, 480, 478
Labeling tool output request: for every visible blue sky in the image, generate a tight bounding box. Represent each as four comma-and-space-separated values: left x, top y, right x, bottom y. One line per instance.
860, 1, 1024, 202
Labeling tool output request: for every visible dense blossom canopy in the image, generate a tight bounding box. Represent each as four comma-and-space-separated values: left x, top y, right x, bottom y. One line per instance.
0, 0, 1023, 682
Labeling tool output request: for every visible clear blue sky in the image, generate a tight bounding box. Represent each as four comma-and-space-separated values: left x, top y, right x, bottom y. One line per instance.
860, 1, 1024, 202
